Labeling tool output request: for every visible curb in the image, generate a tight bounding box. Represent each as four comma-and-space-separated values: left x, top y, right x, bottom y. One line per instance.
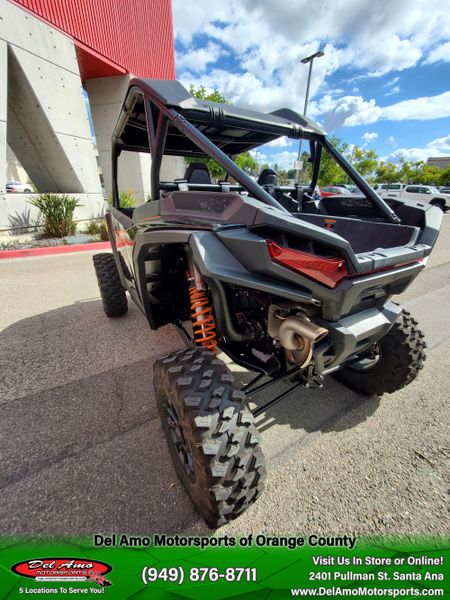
0, 241, 111, 260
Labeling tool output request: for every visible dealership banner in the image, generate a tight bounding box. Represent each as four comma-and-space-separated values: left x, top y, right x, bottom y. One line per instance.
0, 535, 447, 598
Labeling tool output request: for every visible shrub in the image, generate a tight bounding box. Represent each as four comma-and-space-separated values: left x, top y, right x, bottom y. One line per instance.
107, 189, 135, 208
83, 220, 109, 241
98, 221, 109, 241
28, 194, 82, 238
84, 221, 101, 236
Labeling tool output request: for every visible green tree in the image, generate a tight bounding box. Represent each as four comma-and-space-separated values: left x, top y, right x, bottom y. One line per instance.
397, 159, 424, 183
439, 165, 450, 186
317, 136, 348, 186
349, 147, 379, 180
189, 84, 229, 105
275, 169, 290, 185
420, 165, 443, 185
185, 85, 257, 180
375, 161, 399, 183
235, 152, 259, 176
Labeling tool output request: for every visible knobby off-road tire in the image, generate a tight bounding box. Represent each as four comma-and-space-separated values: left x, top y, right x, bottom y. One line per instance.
93, 253, 128, 318
334, 309, 426, 396
154, 347, 266, 528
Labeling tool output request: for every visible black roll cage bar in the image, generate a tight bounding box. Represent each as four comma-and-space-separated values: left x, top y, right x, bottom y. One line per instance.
111, 82, 400, 224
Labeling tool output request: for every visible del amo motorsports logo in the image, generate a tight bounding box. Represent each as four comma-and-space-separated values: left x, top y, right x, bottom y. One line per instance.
11, 558, 112, 587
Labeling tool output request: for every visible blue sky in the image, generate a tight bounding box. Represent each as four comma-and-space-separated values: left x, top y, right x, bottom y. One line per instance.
172, 0, 450, 170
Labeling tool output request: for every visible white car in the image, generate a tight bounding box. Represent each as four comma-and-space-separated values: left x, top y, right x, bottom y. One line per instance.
6, 181, 33, 193
373, 183, 404, 198
387, 184, 449, 211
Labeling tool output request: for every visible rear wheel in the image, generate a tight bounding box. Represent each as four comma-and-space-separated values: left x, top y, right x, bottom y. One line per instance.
93, 253, 128, 318
431, 199, 445, 211
334, 310, 426, 396
154, 347, 266, 528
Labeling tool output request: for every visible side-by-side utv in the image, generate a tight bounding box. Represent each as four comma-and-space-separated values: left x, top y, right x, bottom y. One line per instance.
93, 79, 441, 528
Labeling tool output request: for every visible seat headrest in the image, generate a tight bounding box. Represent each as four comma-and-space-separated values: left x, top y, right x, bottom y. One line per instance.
257, 168, 278, 186
184, 163, 211, 184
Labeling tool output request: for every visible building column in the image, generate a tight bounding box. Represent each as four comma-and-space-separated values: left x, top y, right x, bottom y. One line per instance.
86, 75, 185, 202
85, 76, 150, 203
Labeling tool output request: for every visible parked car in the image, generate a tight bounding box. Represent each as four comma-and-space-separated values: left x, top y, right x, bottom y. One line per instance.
373, 183, 389, 195
439, 187, 450, 194
320, 185, 347, 197
373, 183, 405, 198
6, 181, 32, 193
386, 184, 449, 211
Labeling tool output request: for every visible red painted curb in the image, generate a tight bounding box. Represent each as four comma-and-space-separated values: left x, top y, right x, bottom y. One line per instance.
0, 241, 111, 260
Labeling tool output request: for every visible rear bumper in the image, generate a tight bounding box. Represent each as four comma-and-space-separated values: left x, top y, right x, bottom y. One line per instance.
321, 301, 402, 368
191, 230, 424, 321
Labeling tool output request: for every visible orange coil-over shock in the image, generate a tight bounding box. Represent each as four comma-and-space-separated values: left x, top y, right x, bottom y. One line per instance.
188, 278, 218, 353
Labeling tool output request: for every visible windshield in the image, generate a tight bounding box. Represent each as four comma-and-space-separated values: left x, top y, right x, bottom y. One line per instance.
428, 187, 439, 193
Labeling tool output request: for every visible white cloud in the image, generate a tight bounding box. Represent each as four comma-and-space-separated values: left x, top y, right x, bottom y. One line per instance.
307, 91, 450, 131
362, 132, 378, 142
309, 94, 382, 130
387, 147, 440, 163
249, 149, 268, 166
176, 42, 225, 73
385, 76, 400, 88
427, 133, 450, 150
383, 91, 450, 121
172, 0, 450, 114
387, 136, 397, 147
265, 137, 293, 148
384, 85, 401, 97
424, 41, 450, 64
385, 133, 450, 163
269, 150, 299, 170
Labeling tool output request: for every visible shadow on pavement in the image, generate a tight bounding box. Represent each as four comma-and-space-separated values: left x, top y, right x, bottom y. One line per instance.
0, 299, 377, 536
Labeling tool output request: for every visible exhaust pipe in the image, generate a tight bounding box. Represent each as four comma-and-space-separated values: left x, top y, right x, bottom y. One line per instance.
278, 316, 328, 368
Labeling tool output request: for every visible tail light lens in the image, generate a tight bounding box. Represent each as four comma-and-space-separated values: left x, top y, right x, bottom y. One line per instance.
267, 241, 348, 288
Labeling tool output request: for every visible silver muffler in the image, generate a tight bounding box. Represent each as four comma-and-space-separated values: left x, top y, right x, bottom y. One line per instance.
268, 304, 328, 368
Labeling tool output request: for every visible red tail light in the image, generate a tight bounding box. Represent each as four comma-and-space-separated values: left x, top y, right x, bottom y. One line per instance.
267, 241, 348, 288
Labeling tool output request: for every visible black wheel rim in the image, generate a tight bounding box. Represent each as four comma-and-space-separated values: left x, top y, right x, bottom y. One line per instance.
348, 343, 382, 372
162, 395, 196, 482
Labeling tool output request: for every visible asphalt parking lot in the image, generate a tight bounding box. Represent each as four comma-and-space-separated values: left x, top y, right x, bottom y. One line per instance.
0, 217, 449, 536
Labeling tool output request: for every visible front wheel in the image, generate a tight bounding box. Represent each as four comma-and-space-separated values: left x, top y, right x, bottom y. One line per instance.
334, 310, 426, 396
154, 347, 266, 528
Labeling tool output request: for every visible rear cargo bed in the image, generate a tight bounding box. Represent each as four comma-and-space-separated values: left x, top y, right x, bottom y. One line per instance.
298, 214, 419, 254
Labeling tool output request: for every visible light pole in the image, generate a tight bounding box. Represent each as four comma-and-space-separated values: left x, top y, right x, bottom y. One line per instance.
296, 50, 324, 183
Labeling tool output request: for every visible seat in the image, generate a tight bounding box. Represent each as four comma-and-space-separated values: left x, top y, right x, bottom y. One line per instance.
184, 163, 211, 184
257, 168, 299, 212
257, 168, 278, 187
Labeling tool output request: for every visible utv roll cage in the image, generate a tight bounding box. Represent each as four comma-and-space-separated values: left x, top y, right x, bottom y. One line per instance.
111, 79, 400, 224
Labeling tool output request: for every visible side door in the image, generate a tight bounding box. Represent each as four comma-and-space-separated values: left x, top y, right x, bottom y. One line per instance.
386, 184, 402, 198
402, 185, 419, 201
417, 186, 432, 203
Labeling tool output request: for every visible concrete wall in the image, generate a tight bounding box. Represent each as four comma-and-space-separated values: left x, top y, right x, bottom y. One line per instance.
6, 146, 31, 184
85, 76, 149, 202
86, 75, 185, 203
0, 192, 106, 233
0, 0, 104, 231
